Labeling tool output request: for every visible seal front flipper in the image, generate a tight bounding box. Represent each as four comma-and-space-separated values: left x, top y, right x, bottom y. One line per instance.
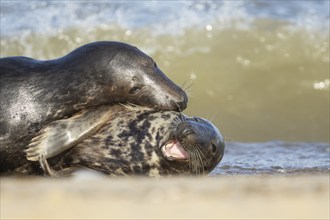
25, 105, 117, 162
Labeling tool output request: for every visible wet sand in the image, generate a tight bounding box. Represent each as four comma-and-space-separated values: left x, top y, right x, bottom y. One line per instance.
1, 174, 329, 219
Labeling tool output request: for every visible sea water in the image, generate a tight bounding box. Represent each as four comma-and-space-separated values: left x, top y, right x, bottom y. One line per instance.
1, 1, 329, 175
212, 141, 329, 175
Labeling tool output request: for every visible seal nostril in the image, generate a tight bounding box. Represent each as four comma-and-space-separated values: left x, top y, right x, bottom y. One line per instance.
129, 86, 141, 95
175, 91, 188, 111
181, 93, 188, 109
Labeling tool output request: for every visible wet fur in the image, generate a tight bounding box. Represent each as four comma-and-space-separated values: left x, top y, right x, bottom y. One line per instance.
0, 41, 187, 172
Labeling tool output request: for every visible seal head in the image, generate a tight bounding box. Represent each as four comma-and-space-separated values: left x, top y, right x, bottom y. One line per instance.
161, 116, 224, 174
102, 44, 188, 111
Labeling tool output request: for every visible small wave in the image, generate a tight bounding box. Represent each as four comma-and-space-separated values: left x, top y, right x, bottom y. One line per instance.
1, 1, 328, 38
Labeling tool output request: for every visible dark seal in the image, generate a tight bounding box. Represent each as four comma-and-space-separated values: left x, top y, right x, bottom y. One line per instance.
1, 105, 225, 176
0, 41, 188, 172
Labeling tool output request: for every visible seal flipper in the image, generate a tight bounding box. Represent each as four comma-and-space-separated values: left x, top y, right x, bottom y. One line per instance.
25, 105, 115, 162
39, 155, 77, 177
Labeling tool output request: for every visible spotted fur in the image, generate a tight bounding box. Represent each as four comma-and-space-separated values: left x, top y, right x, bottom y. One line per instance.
4, 106, 225, 176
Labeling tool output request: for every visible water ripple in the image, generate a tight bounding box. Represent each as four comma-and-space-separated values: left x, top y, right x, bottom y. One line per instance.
212, 141, 330, 175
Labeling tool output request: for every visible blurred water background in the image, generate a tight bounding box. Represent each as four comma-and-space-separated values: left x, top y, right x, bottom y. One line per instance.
0, 0, 329, 175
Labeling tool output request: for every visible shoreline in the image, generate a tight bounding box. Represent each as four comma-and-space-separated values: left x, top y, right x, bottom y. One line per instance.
1, 174, 329, 219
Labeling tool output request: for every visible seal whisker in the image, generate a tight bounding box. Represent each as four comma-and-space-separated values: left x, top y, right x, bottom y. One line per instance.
207, 111, 219, 123
192, 148, 201, 174
120, 102, 152, 112
179, 111, 186, 122
173, 116, 182, 124
224, 136, 235, 142
188, 149, 195, 174
194, 147, 205, 174
195, 145, 210, 167
192, 152, 198, 175
189, 147, 203, 175
197, 147, 207, 161
181, 79, 193, 92
175, 102, 187, 123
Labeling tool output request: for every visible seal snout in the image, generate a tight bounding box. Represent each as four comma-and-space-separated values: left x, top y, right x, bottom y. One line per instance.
158, 90, 188, 112
175, 90, 188, 111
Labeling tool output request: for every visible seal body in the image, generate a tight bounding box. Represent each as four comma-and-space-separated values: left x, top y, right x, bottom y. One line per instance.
0, 41, 187, 171
3, 105, 225, 176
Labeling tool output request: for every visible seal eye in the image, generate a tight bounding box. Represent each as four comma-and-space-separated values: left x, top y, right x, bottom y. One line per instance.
153, 62, 157, 68
129, 86, 141, 95
182, 128, 194, 137
211, 143, 217, 154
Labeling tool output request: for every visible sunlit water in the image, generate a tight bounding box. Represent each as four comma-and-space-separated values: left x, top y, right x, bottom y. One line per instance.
1, 1, 329, 175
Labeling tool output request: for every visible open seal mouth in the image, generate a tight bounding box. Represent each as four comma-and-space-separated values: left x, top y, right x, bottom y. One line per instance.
161, 140, 189, 161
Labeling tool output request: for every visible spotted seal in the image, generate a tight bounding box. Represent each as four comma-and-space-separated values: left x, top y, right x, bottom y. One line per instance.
2, 105, 225, 176
0, 41, 188, 172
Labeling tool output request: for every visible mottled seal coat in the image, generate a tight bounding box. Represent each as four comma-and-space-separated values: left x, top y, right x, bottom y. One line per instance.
0, 41, 188, 171
3, 105, 225, 176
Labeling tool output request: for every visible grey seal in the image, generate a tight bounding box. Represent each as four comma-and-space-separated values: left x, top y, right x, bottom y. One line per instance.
2, 105, 225, 176
0, 41, 188, 172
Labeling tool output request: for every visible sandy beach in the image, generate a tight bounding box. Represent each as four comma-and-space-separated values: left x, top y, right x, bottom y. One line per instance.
1, 174, 329, 219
